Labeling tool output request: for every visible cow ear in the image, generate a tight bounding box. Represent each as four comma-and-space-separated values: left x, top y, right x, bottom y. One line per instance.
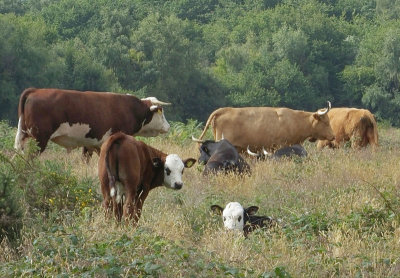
210, 205, 224, 215
183, 158, 196, 168
150, 105, 163, 115
152, 157, 163, 168
313, 113, 321, 120
245, 206, 259, 215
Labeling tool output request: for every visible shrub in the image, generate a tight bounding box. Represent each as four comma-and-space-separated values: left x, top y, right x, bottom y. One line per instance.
0, 153, 22, 241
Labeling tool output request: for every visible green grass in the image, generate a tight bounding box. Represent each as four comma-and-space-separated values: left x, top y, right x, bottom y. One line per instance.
0, 121, 399, 277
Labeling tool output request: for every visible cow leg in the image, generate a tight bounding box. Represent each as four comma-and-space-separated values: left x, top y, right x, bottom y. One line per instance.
30, 130, 51, 153
123, 191, 138, 225
350, 134, 362, 149
102, 194, 113, 219
82, 147, 93, 163
133, 189, 149, 223
115, 202, 123, 222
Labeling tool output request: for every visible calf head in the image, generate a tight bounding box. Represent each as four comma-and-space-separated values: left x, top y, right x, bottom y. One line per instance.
311, 101, 335, 141
211, 202, 259, 232
211, 202, 276, 236
136, 97, 171, 137
152, 154, 196, 189
197, 140, 220, 164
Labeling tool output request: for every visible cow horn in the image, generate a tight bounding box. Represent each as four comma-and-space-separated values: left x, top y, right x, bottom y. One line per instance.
247, 146, 259, 157
142, 97, 171, 106
262, 147, 271, 156
317, 101, 331, 116
191, 135, 204, 143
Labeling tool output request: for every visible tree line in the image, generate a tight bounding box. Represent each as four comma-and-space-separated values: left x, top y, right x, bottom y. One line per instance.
1, 0, 400, 125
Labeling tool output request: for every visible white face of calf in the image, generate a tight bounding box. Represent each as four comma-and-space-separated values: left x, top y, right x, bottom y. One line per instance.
222, 202, 245, 231
163, 154, 196, 190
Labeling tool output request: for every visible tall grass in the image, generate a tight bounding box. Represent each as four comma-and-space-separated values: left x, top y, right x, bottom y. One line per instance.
0, 121, 399, 277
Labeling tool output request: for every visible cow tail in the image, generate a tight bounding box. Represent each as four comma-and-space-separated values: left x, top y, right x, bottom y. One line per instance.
360, 114, 379, 148
14, 88, 36, 150
104, 133, 125, 199
197, 109, 220, 140
368, 114, 379, 147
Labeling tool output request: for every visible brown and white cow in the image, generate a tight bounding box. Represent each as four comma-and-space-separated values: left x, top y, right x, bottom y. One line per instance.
315, 108, 378, 150
98, 132, 196, 223
14, 88, 171, 156
192, 102, 334, 152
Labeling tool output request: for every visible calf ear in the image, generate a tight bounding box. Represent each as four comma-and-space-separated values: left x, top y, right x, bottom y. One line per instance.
210, 205, 224, 215
152, 157, 163, 168
183, 158, 196, 168
245, 206, 259, 215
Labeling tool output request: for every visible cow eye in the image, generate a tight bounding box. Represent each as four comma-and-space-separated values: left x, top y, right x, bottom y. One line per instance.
238, 216, 242, 222
165, 168, 171, 175
223, 217, 226, 222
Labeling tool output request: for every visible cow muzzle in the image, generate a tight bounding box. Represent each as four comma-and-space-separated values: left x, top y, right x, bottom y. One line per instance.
174, 182, 183, 190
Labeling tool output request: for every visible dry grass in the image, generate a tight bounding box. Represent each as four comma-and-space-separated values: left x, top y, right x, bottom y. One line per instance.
1, 127, 400, 277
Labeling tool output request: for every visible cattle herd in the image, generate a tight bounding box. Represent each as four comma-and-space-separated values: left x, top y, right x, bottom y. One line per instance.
13, 88, 379, 236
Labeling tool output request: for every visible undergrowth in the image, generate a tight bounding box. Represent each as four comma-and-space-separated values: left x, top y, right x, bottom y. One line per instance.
0, 121, 399, 277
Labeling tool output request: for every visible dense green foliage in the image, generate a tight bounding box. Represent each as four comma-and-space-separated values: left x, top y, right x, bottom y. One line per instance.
1, 0, 400, 125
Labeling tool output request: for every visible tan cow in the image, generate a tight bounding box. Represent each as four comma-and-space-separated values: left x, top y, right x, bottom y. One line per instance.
98, 132, 196, 223
316, 108, 378, 149
192, 102, 334, 152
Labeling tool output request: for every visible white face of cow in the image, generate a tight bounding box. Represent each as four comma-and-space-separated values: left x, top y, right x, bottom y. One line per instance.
163, 154, 186, 189
135, 106, 170, 137
222, 202, 245, 231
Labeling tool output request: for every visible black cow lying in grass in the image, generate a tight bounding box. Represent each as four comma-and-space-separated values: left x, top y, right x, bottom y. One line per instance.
211, 202, 276, 236
247, 144, 307, 160
193, 138, 251, 175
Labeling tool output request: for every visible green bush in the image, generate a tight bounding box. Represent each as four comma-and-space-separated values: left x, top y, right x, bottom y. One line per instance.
0, 153, 22, 241
0, 127, 100, 241
0, 121, 15, 150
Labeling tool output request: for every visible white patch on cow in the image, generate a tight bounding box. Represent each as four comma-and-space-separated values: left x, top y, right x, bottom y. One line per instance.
163, 154, 185, 189
113, 182, 125, 204
135, 110, 170, 137
14, 116, 24, 150
222, 202, 245, 231
49, 122, 111, 151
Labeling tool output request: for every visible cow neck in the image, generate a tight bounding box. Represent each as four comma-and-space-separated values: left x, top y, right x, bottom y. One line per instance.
138, 100, 154, 128
145, 145, 167, 190
297, 112, 315, 141
132, 98, 152, 132
243, 214, 270, 236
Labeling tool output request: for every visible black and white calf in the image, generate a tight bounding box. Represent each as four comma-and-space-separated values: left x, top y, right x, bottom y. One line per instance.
247, 144, 307, 160
211, 202, 276, 236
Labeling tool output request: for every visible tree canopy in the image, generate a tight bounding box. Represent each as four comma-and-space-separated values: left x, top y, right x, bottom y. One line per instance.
1, 0, 399, 125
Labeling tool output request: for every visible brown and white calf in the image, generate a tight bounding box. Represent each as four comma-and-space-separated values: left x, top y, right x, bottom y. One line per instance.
98, 132, 196, 224
211, 202, 277, 236
14, 88, 171, 158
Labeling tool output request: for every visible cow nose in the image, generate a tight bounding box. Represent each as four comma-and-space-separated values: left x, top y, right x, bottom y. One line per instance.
174, 182, 183, 189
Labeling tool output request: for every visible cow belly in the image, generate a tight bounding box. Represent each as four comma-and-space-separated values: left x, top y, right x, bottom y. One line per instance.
50, 122, 111, 151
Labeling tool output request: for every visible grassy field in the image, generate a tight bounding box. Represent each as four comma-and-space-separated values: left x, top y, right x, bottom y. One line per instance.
1, 121, 400, 277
